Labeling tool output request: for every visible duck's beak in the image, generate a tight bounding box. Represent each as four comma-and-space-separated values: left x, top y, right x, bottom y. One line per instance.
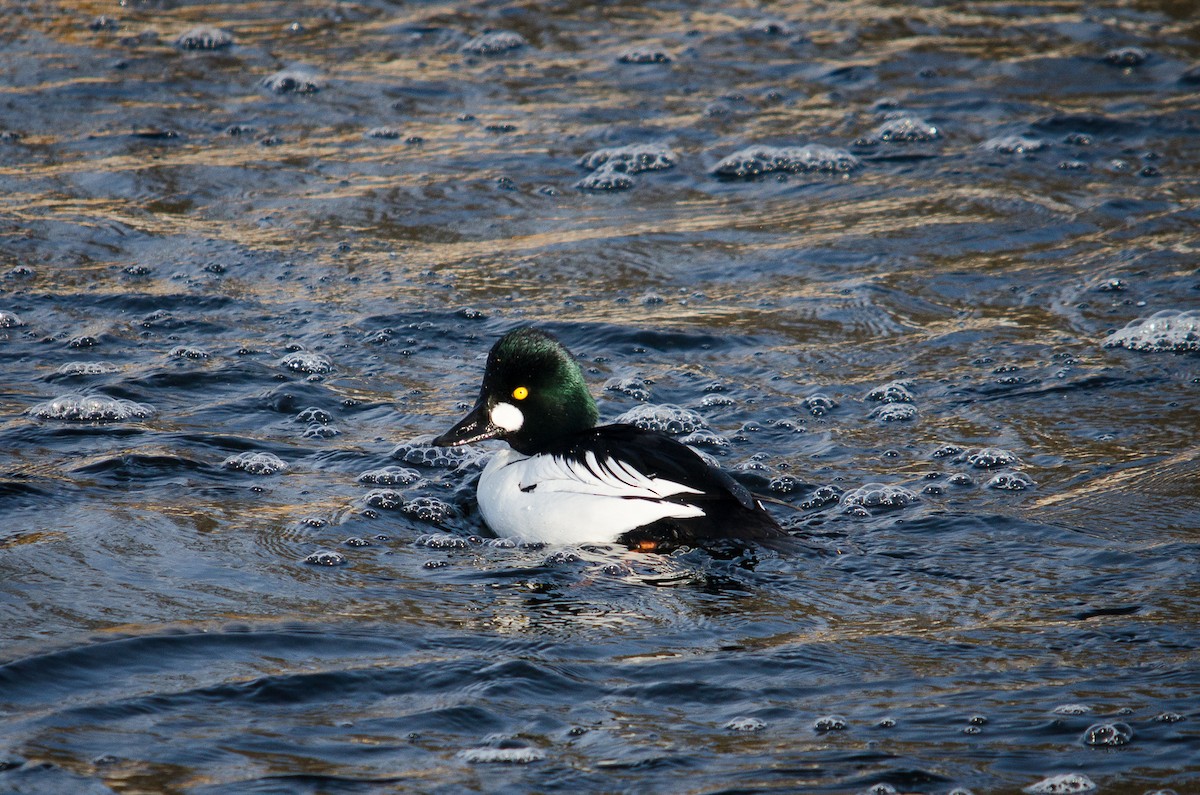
432, 398, 504, 447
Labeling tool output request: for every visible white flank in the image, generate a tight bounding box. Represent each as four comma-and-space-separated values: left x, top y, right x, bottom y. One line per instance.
489, 401, 524, 432
477, 448, 705, 545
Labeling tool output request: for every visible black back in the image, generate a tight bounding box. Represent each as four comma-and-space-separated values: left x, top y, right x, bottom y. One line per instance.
546, 423, 793, 551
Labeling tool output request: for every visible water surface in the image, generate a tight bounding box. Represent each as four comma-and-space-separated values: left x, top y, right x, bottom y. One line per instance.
1, 1, 1199, 793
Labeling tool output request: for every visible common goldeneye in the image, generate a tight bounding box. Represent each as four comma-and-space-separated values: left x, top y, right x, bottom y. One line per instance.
433, 327, 789, 551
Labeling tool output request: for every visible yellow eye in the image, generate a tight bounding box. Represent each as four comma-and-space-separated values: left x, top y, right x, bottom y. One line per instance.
512, 386, 529, 400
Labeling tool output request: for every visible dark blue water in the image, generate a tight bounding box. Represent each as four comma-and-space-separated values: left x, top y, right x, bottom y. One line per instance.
1, 1, 1198, 793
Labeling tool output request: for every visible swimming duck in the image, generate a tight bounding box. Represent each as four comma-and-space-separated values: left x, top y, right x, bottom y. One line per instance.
433, 327, 789, 551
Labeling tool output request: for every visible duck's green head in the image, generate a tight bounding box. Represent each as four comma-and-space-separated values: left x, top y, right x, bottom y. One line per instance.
433, 327, 599, 455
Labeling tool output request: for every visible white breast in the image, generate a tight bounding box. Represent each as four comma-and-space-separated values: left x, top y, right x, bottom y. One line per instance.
476, 448, 705, 545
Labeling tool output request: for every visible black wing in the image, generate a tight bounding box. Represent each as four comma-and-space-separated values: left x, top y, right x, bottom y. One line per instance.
551, 424, 791, 550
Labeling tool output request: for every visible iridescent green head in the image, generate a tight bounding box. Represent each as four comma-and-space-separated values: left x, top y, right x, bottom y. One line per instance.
433, 327, 599, 455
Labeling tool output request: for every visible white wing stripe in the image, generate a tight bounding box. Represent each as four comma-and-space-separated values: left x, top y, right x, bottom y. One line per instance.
515, 452, 702, 499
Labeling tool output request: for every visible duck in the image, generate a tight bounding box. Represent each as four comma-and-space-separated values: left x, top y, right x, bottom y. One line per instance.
432, 327, 790, 551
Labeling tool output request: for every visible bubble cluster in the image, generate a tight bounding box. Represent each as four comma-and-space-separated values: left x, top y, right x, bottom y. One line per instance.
575, 167, 633, 191
462, 31, 527, 56
401, 496, 454, 524
169, 345, 210, 359
801, 485, 842, 510
605, 377, 651, 401
1052, 704, 1091, 715
223, 451, 288, 475
932, 444, 963, 459
576, 143, 676, 191
364, 127, 401, 140
304, 549, 347, 566
863, 113, 941, 143
457, 746, 545, 764
302, 424, 337, 439
813, 715, 847, 732
841, 483, 919, 512
280, 352, 333, 374
699, 394, 735, 408
1104, 46, 1148, 67
415, 533, 472, 549
745, 19, 795, 36
29, 394, 154, 422
871, 404, 917, 422
364, 489, 404, 509
712, 144, 860, 177
359, 466, 421, 486
394, 439, 484, 468
679, 430, 730, 448
614, 404, 707, 434
55, 362, 121, 376
617, 46, 672, 64
174, 26, 233, 50
1103, 310, 1200, 353
986, 472, 1035, 491
1023, 773, 1097, 793
982, 135, 1047, 154
0, 310, 24, 327
725, 717, 766, 732
262, 68, 322, 94
296, 407, 331, 424
1082, 721, 1133, 746
804, 393, 838, 416
866, 380, 914, 403
579, 143, 676, 173
964, 448, 1019, 468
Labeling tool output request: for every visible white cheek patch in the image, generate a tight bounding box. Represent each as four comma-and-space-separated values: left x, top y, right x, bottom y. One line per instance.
490, 401, 524, 432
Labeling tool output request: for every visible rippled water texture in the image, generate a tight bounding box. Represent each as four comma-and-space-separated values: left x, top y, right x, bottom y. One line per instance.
2, 1, 1199, 793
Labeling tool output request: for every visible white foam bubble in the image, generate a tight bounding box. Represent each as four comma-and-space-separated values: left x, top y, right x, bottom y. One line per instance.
982, 135, 1047, 154
262, 68, 322, 94
0, 310, 24, 328
712, 144, 860, 177
304, 549, 346, 566
841, 483, 919, 512
363, 489, 404, 509
169, 345, 210, 359
55, 362, 121, 376
1103, 309, 1200, 353
175, 26, 233, 50
1023, 773, 1096, 794
280, 352, 333, 374
415, 533, 473, 549
457, 746, 545, 764
963, 447, 1018, 468
1052, 704, 1091, 715
605, 377, 651, 401
725, 716, 766, 731
866, 380, 915, 403
813, 715, 848, 732
576, 165, 634, 191
871, 404, 917, 422
804, 393, 838, 416
462, 31, 527, 55
223, 451, 288, 475
617, 46, 672, 64
29, 394, 154, 422
393, 437, 486, 468
401, 496, 454, 524
615, 404, 707, 434
578, 143, 676, 173
358, 466, 421, 486
868, 113, 941, 143
987, 471, 1035, 491
1081, 721, 1133, 746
